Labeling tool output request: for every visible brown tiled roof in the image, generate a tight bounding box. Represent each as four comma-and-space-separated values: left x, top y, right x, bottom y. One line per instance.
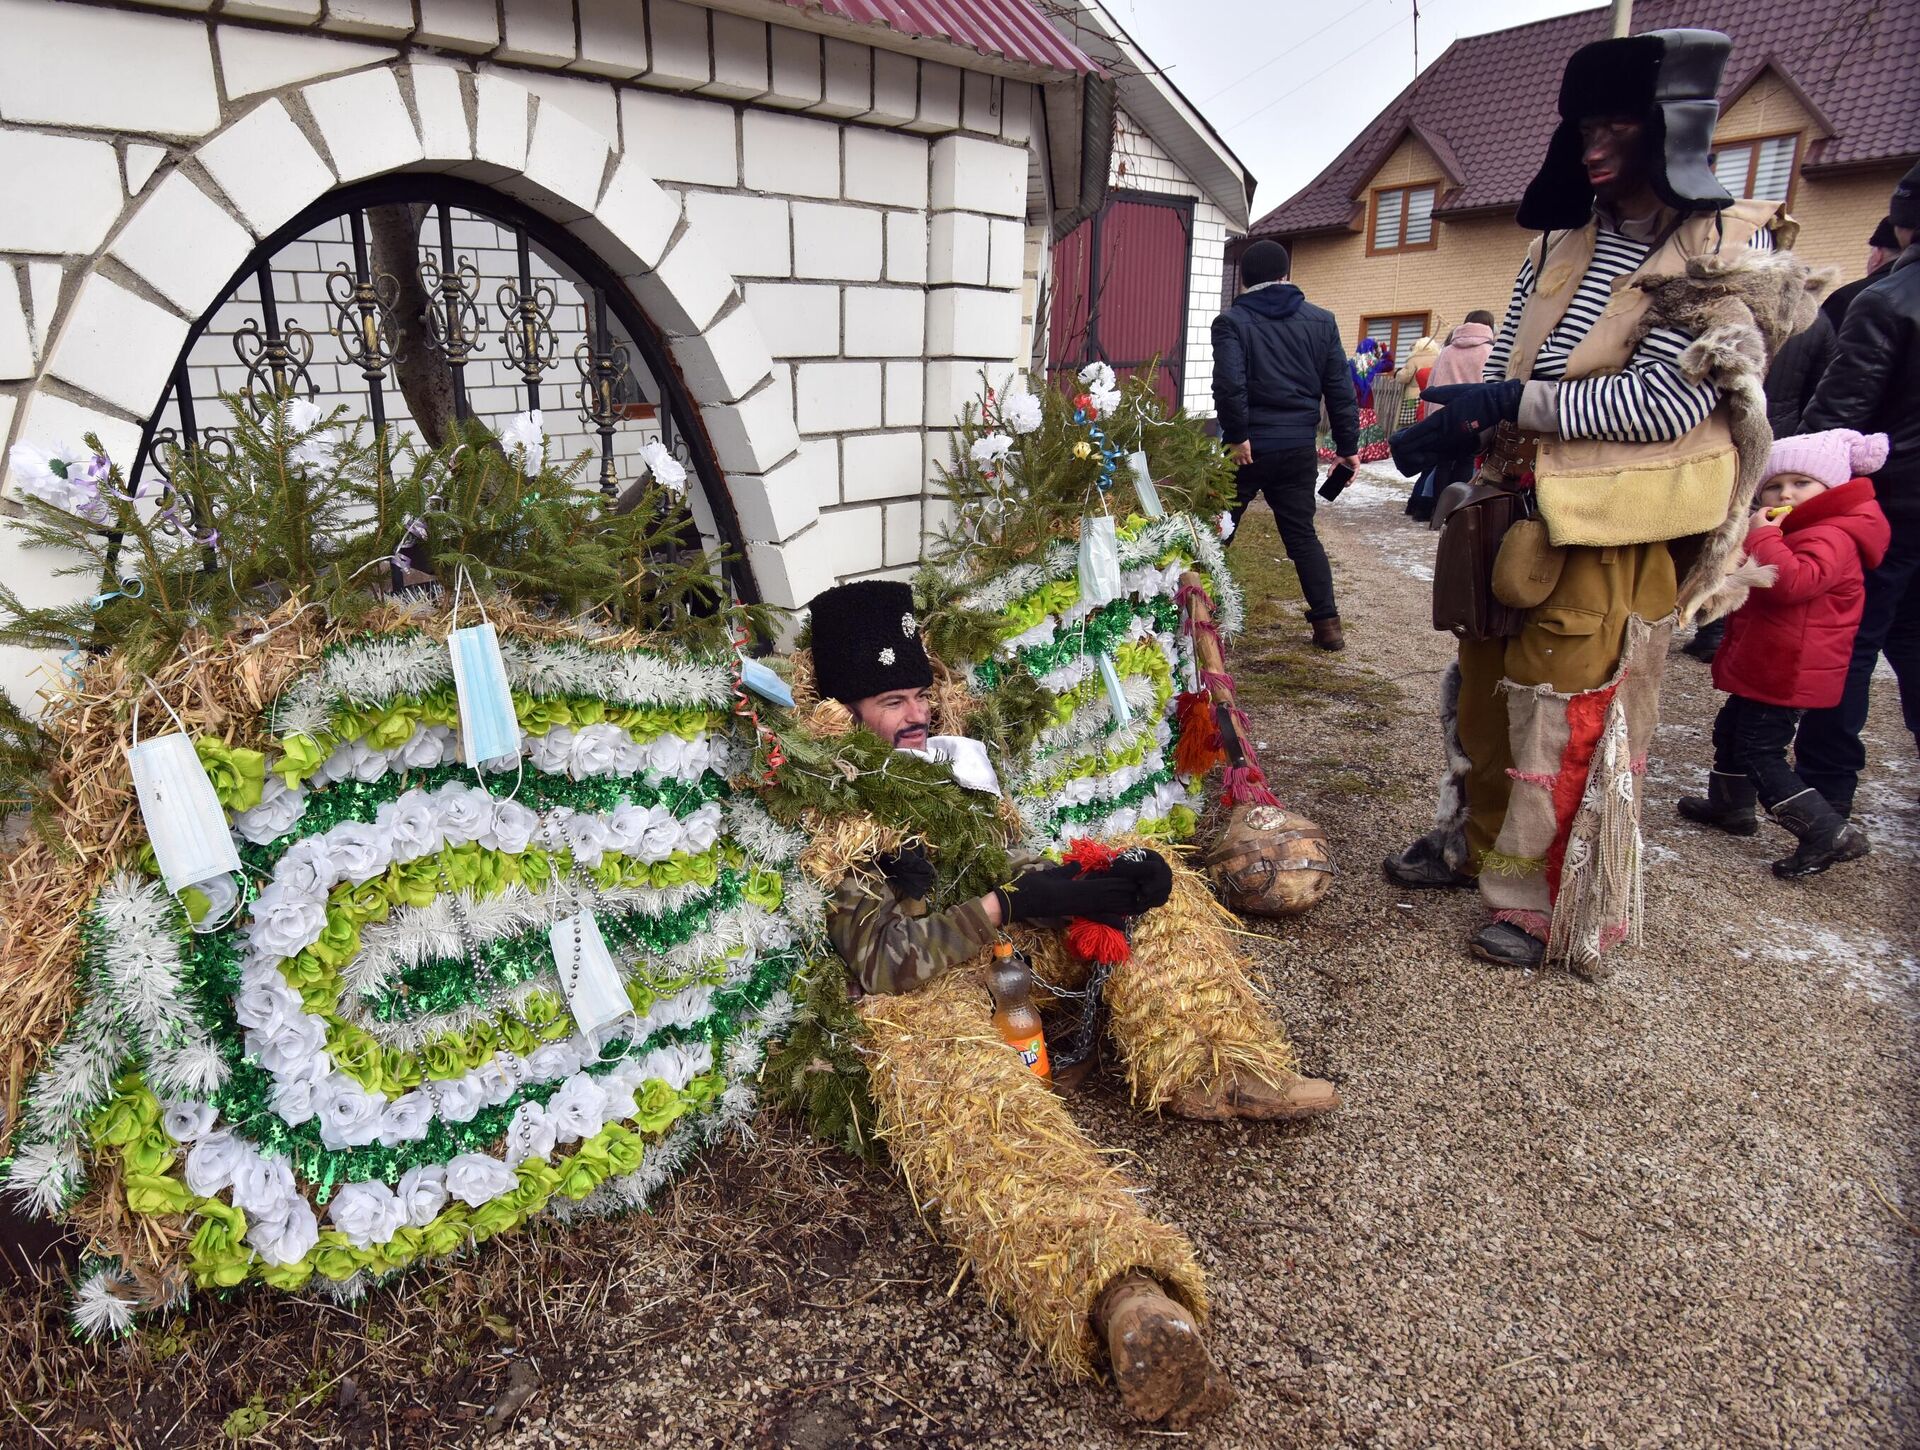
1252, 0, 1920, 238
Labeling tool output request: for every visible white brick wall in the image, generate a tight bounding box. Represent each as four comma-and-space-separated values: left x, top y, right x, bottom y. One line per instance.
0, 0, 1052, 694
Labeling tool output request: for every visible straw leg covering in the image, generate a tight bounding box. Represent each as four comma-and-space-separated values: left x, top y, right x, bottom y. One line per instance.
858, 961, 1207, 1378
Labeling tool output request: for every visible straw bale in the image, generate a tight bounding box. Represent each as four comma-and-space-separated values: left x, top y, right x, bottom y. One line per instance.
859, 958, 1205, 1378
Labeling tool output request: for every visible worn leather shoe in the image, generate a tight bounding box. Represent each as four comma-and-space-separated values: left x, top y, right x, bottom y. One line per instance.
1094, 1272, 1236, 1426
1470, 921, 1544, 969
1166, 1071, 1341, 1122
1383, 838, 1475, 891
1310, 616, 1346, 651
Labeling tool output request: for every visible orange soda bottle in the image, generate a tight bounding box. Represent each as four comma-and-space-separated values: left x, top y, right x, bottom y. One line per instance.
988, 942, 1050, 1081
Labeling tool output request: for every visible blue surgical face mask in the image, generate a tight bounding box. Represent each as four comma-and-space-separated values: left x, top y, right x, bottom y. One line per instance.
1078, 514, 1123, 607
125, 733, 243, 896
448, 621, 522, 769
1097, 651, 1134, 730
1127, 452, 1165, 517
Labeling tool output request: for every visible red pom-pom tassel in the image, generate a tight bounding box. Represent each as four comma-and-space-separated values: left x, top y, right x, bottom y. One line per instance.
1065, 916, 1131, 965
1173, 689, 1227, 778
1063, 837, 1117, 875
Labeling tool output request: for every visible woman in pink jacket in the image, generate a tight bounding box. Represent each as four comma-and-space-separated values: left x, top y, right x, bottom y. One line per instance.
1406, 311, 1497, 520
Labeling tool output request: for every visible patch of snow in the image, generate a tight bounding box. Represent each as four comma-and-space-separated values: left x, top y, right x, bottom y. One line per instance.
1731, 913, 1920, 1015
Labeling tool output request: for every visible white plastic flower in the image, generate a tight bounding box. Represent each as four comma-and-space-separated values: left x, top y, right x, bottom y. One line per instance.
184, 1131, 245, 1197
329, 1180, 407, 1249
248, 888, 328, 960
505, 1100, 557, 1166
246, 1013, 327, 1078
436, 786, 495, 846
375, 793, 445, 863
234, 777, 307, 845
284, 398, 340, 471
1216, 510, 1236, 540
445, 1152, 518, 1207
398, 725, 453, 771
1000, 387, 1043, 435
566, 723, 628, 780
1087, 386, 1123, 418
315, 1076, 386, 1149
248, 1199, 320, 1266
879, 647, 896, 666
275, 840, 338, 901
473, 1059, 519, 1107
681, 802, 723, 854
639, 439, 688, 496
483, 798, 540, 855
564, 813, 613, 866
969, 432, 1013, 466
499, 410, 545, 477
396, 1165, 449, 1228
633, 805, 683, 863
434, 1075, 486, 1124
327, 822, 388, 885
162, 1100, 219, 1143
271, 1073, 322, 1126
377, 1090, 435, 1147
1078, 361, 1117, 394
233, 975, 298, 1034
545, 1074, 608, 1143
230, 1151, 298, 1220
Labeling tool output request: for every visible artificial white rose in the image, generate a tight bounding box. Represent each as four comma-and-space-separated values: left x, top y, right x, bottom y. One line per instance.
484, 798, 540, 855
398, 725, 453, 770
249, 1198, 321, 1266
436, 786, 494, 846
564, 813, 612, 867
445, 1152, 518, 1208
634, 805, 682, 862
536, 807, 574, 852
639, 439, 687, 496
184, 1130, 244, 1197
6, 443, 70, 508
377, 1091, 435, 1147
348, 740, 388, 784
395, 1165, 449, 1228
644, 733, 688, 777
247, 889, 328, 960
231, 1151, 299, 1220
234, 778, 308, 845
271, 1073, 321, 1126
233, 975, 297, 1033
161, 1099, 220, 1143
526, 728, 573, 775
274, 840, 337, 902
328, 1180, 407, 1249
499, 409, 545, 477
567, 724, 628, 780
1001, 387, 1044, 435
246, 1013, 327, 1078
374, 794, 444, 864
544, 1074, 608, 1143
474, 1059, 519, 1107
524, 1041, 584, 1084
315, 1077, 385, 1150
505, 1101, 557, 1166
328, 822, 389, 884
598, 1076, 639, 1123
681, 802, 723, 854
434, 1075, 485, 1124
604, 802, 652, 855
969, 432, 1014, 467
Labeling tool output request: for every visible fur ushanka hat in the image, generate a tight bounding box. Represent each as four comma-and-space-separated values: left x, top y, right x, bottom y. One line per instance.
805, 579, 933, 703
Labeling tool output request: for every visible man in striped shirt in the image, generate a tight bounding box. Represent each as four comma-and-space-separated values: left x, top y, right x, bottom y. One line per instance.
1385, 29, 1796, 973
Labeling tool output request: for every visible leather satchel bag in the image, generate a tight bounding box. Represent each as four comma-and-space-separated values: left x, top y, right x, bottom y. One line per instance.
1431, 482, 1530, 640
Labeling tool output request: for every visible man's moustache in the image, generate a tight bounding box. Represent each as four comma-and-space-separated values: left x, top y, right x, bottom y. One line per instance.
893, 725, 929, 744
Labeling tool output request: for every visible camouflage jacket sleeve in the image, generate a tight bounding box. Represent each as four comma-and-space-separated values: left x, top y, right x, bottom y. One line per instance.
827, 873, 998, 996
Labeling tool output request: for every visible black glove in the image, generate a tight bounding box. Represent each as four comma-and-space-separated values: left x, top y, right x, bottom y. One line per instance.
996, 862, 1138, 924
876, 845, 936, 902
1388, 379, 1524, 476
1106, 848, 1173, 915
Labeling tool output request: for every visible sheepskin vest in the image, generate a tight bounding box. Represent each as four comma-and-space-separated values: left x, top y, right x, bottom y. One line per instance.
1506, 198, 1789, 547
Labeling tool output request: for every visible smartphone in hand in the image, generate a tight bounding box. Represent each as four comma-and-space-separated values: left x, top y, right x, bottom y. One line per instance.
1318, 462, 1355, 501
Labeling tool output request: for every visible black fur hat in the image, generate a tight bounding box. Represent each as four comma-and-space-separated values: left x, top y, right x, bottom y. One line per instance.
1517, 29, 1734, 232
805, 580, 932, 703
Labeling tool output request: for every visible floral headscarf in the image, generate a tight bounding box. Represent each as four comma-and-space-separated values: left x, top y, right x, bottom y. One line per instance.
1348, 338, 1392, 407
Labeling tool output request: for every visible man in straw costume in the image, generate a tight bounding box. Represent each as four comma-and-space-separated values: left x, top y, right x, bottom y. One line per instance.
795, 578, 1338, 1426
1383, 28, 1818, 973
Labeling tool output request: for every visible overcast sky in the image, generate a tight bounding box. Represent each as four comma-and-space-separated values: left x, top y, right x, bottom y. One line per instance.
1106, 0, 1604, 218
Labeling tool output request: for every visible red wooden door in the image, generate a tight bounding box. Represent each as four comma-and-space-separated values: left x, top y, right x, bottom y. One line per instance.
1048, 189, 1193, 411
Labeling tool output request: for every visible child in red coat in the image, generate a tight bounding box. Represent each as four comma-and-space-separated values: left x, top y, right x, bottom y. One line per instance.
1679, 429, 1892, 876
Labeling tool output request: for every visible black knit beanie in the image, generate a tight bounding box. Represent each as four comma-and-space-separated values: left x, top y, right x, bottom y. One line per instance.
1890, 161, 1920, 231
805, 580, 932, 704
1240, 239, 1291, 286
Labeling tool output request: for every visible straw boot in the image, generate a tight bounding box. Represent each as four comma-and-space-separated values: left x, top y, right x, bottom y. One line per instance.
1094, 1272, 1235, 1426
1165, 1070, 1340, 1121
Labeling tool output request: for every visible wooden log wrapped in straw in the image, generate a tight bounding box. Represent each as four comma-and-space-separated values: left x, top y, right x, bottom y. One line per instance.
1176, 571, 1333, 917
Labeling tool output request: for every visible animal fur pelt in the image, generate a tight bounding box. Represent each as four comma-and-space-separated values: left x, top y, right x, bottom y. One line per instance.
1389, 661, 1471, 877
1619, 247, 1832, 624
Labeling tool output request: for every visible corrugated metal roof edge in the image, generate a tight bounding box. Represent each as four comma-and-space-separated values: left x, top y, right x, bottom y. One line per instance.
701, 0, 1098, 80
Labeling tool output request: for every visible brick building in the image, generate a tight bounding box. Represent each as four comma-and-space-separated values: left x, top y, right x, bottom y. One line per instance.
0, 0, 1253, 707
1242, 0, 1920, 357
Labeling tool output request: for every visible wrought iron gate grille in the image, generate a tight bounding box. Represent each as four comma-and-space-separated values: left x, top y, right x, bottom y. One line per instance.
130, 177, 755, 602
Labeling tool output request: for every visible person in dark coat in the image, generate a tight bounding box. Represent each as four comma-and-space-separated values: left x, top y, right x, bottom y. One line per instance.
1211, 239, 1359, 652
1679, 430, 1891, 876
1791, 163, 1920, 815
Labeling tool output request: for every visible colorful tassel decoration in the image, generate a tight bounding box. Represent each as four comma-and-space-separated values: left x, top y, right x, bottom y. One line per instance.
1065, 916, 1131, 965
1063, 837, 1118, 875
1173, 690, 1227, 777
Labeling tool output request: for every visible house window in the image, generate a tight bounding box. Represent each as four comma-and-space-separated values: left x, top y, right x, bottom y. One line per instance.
1361, 313, 1429, 360
1368, 184, 1438, 253
1710, 133, 1799, 204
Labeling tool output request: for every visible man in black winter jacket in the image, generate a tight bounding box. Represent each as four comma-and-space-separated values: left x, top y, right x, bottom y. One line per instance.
1794, 166, 1920, 813
1211, 240, 1359, 651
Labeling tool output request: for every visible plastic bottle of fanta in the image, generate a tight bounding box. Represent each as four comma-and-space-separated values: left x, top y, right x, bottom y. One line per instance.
988, 942, 1050, 1081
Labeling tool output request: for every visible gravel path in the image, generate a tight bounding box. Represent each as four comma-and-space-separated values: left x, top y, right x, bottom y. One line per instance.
498, 475, 1920, 1450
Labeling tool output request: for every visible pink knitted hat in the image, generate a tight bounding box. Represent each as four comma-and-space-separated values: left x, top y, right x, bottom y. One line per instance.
1766, 429, 1891, 488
